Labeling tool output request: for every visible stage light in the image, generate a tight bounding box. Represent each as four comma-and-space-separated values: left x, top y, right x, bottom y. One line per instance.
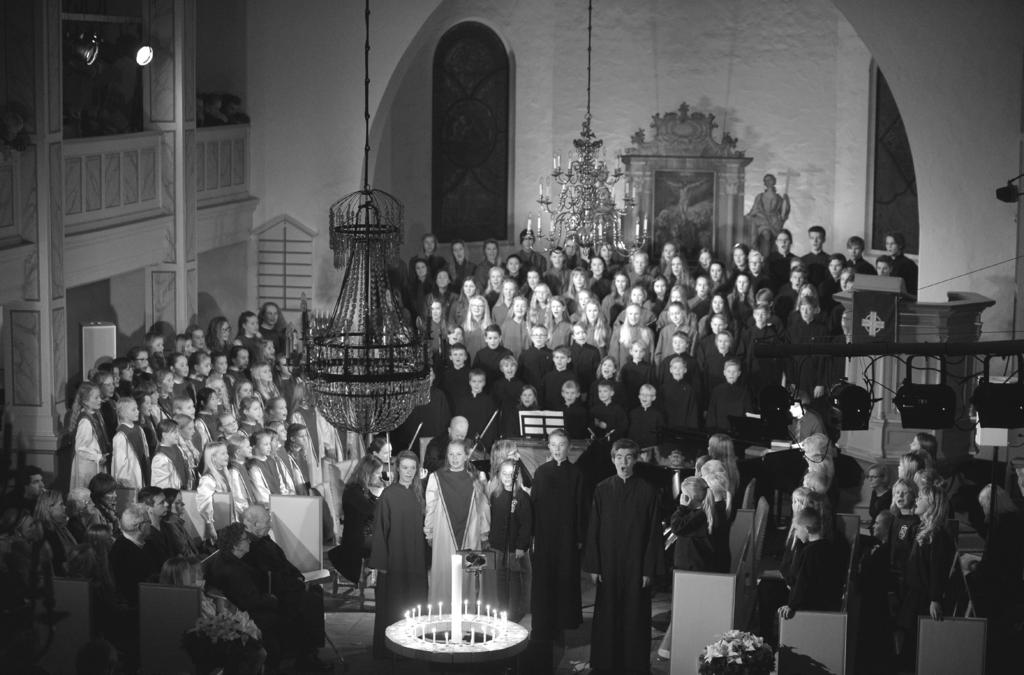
996, 173, 1024, 203
759, 385, 793, 435
970, 356, 1024, 429
830, 381, 873, 430
135, 45, 153, 66
71, 33, 99, 66
895, 357, 956, 429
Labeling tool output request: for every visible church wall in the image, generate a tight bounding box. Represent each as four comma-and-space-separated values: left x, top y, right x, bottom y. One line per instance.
197, 241, 249, 332
66, 268, 145, 389
196, 0, 247, 103
245, 0, 1023, 334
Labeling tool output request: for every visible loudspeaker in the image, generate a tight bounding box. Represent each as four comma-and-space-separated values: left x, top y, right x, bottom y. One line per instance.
81, 322, 117, 378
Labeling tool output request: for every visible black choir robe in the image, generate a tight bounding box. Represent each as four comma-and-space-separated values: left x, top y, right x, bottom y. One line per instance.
492, 376, 526, 438
530, 458, 585, 638
627, 405, 664, 449
570, 342, 602, 399
785, 316, 830, 396
558, 400, 590, 440
589, 400, 628, 441
706, 381, 753, 433
540, 368, 577, 410
619, 361, 655, 411
472, 345, 514, 389
583, 473, 661, 674
392, 386, 452, 452
518, 345, 554, 389
658, 378, 699, 431
453, 391, 498, 453
440, 366, 471, 409
368, 482, 428, 658
787, 538, 845, 612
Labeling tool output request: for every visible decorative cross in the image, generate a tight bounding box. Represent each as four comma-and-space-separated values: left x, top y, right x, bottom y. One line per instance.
861, 311, 886, 337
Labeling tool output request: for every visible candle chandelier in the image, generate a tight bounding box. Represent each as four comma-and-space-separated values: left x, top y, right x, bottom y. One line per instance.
535, 0, 648, 255
301, 0, 431, 434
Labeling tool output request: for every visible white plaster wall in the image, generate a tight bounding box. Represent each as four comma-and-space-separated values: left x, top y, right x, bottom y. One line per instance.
246, 0, 1024, 334
196, 0, 247, 99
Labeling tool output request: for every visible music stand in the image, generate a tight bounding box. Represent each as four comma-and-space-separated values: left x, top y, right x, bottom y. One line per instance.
518, 409, 565, 437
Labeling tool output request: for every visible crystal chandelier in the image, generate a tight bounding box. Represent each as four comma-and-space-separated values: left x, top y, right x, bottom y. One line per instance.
301, 0, 430, 434
536, 0, 648, 255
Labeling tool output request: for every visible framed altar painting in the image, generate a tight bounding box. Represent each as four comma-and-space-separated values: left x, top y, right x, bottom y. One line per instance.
652, 170, 717, 260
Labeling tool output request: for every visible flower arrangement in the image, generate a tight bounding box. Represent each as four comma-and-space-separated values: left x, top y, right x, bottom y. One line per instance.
698, 630, 774, 675
182, 610, 263, 674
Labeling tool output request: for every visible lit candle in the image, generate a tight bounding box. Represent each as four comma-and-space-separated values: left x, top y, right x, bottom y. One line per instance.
486, 604, 490, 618
428, 603, 432, 618
476, 600, 481, 618
417, 604, 421, 618
502, 610, 507, 626
539, 181, 543, 197
451, 553, 463, 644
464, 599, 468, 615
432, 627, 436, 642
438, 601, 443, 615
643, 216, 649, 236
635, 219, 639, 238
445, 632, 450, 644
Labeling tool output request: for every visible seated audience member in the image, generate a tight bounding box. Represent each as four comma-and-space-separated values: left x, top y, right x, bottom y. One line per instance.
777, 507, 845, 619
963, 485, 1024, 621
136, 486, 172, 570
33, 489, 76, 576
88, 473, 122, 536
161, 488, 202, 558
241, 506, 331, 671
2, 464, 45, 515
108, 504, 158, 604
159, 556, 216, 618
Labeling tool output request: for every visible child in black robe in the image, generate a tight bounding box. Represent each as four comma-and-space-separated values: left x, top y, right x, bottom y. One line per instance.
558, 380, 589, 440
518, 325, 553, 389
705, 358, 753, 432
619, 342, 656, 412
472, 324, 514, 390
540, 346, 576, 409
589, 381, 628, 442
659, 356, 699, 432
492, 355, 525, 439
628, 384, 664, 450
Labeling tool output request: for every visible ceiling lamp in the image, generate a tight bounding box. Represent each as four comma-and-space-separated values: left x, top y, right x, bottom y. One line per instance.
301, 0, 430, 434
894, 356, 957, 429
535, 0, 642, 255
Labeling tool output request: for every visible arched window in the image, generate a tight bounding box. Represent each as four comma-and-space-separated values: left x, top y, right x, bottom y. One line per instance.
871, 66, 919, 254
432, 22, 510, 243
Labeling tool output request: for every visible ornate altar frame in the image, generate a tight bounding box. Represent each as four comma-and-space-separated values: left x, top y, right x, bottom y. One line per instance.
622, 103, 752, 263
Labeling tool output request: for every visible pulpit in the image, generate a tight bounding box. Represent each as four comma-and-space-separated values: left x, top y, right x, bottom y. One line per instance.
833, 289, 995, 464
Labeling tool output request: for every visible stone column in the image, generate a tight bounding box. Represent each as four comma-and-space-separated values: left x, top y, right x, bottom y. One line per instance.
143, 0, 197, 334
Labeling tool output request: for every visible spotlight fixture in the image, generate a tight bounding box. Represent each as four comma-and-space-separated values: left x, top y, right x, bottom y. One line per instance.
970, 355, 1024, 429
71, 32, 100, 66
135, 44, 153, 66
830, 379, 874, 430
996, 173, 1024, 203
894, 356, 957, 429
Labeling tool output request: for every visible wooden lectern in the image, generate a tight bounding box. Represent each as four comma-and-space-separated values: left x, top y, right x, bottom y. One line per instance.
833, 287, 994, 464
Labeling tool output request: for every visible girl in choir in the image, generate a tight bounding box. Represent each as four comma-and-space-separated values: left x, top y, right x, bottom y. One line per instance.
419, 299, 449, 373
699, 459, 734, 572
226, 433, 257, 516
697, 293, 738, 340
546, 296, 573, 349
69, 382, 107, 490
600, 271, 631, 325
888, 478, 919, 598
654, 242, 678, 279
896, 484, 954, 664
580, 300, 610, 353
517, 385, 540, 416
654, 302, 696, 366
196, 441, 232, 542
667, 256, 693, 293
233, 310, 263, 359
461, 295, 492, 362
609, 304, 654, 368
488, 458, 533, 621
264, 395, 289, 426
707, 433, 741, 503
407, 257, 434, 318
368, 450, 428, 659
564, 268, 590, 317
689, 274, 713, 320
588, 255, 611, 300
527, 283, 552, 326
670, 475, 716, 571
92, 370, 118, 446
649, 275, 670, 317
206, 316, 232, 354
898, 449, 934, 481
489, 438, 532, 489
154, 369, 176, 420
238, 396, 265, 437
430, 268, 457, 321
250, 361, 280, 404
483, 265, 506, 308
500, 295, 532, 358
448, 276, 479, 328
728, 272, 756, 327
491, 278, 518, 326
168, 353, 192, 404
589, 355, 625, 404
477, 239, 503, 283
231, 379, 254, 417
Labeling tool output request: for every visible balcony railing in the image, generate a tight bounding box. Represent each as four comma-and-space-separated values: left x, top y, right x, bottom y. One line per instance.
196, 124, 250, 205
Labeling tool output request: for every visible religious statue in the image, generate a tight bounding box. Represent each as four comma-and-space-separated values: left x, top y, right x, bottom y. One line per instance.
745, 173, 791, 257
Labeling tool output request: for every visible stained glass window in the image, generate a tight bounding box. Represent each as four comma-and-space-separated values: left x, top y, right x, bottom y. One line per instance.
871, 67, 919, 254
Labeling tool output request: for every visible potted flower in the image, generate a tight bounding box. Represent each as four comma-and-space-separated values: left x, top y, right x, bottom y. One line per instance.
182, 610, 265, 675
698, 630, 774, 675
